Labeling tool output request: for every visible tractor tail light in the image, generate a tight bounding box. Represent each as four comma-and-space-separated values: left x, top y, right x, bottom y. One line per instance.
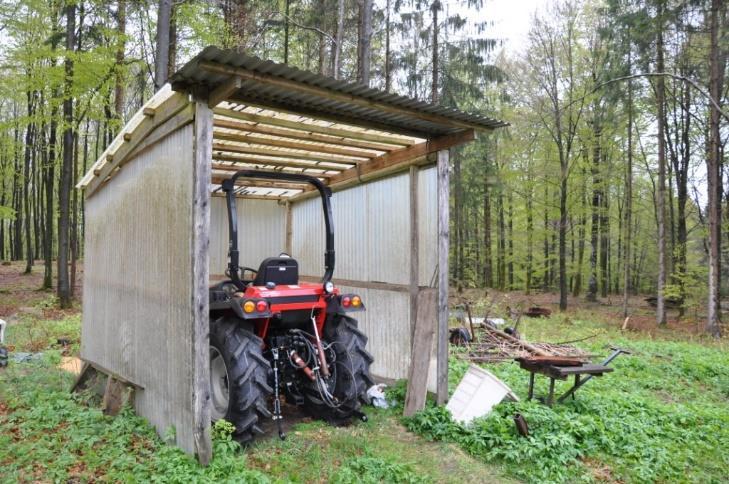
342, 296, 351, 307
243, 300, 255, 313
351, 296, 362, 308
256, 300, 268, 312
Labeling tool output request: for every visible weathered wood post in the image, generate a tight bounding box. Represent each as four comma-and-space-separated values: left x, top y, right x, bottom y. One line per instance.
436, 149, 450, 405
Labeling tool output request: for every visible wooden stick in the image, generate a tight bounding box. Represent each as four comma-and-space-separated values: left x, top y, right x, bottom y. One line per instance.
482, 325, 551, 357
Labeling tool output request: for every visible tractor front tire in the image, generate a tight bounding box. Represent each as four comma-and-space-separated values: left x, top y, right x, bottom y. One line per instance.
302, 315, 374, 424
209, 318, 273, 444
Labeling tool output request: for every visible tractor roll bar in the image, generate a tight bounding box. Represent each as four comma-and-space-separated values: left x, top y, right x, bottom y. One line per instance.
221, 170, 335, 290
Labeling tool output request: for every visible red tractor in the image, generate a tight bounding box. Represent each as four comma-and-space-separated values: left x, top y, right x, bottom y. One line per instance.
208, 170, 373, 443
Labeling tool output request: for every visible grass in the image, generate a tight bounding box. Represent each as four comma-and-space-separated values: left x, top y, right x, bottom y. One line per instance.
399, 312, 729, 483
1, 287, 727, 483
0, 315, 511, 483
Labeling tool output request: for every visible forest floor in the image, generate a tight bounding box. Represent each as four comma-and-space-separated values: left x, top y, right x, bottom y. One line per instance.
1, 261, 727, 483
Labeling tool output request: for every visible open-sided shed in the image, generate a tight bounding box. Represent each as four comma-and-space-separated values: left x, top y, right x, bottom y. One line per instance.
77, 46, 504, 462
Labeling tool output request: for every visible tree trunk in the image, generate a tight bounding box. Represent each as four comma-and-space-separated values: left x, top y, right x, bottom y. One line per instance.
573, 164, 587, 297
507, 190, 514, 290
154, 0, 172, 90
453, 154, 463, 282
22, 90, 36, 274
655, 3, 668, 326
587, 122, 601, 301
558, 155, 568, 310
43, 106, 58, 290
706, 0, 724, 337
384, 0, 391, 92
58, 2, 76, 309
333, 0, 345, 79
622, 69, 633, 318
356, 0, 372, 85
483, 167, 492, 287
525, 180, 533, 294
114, 0, 126, 120
431, 0, 440, 103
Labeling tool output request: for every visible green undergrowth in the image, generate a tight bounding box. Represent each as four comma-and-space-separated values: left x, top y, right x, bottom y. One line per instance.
395, 316, 729, 483
0, 351, 507, 483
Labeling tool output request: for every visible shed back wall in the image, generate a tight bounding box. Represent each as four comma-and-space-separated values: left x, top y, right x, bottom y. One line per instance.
81, 125, 198, 454
291, 167, 437, 381
209, 197, 286, 276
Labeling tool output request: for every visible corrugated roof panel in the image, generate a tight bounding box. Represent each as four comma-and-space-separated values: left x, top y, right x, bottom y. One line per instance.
170, 46, 507, 138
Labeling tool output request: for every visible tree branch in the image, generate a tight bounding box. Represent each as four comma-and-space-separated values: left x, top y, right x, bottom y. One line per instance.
596, 73, 729, 123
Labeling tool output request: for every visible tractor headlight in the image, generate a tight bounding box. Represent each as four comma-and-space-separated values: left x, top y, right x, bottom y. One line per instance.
324, 281, 334, 294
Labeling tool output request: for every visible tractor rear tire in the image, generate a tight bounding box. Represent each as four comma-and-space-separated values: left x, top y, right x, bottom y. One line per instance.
209, 318, 273, 444
302, 315, 374, 424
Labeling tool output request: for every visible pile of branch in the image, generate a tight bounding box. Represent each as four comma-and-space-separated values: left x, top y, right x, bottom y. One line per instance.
461, 325, 590, 363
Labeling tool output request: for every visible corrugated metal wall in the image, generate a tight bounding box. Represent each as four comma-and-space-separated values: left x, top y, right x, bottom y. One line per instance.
291, 167, 437, 380
209, 197, 286, 276
82, 125, 198, 454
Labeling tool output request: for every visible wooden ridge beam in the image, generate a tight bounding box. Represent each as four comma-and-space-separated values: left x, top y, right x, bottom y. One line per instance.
212, 113, 398, 152
212, 106, 414, 147
213, 129, 376, 159
212, 141, 361, 165
208, 77, 241, 108
200, 61, 488, 133
212, 152, 347, 172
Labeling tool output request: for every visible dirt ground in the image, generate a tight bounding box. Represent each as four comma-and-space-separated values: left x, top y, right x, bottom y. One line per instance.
0, 260, 82, 319
450, 286, 716, 337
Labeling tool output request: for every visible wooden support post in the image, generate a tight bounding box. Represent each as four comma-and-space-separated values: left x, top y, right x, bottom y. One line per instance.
436, 149, 450, 405
192, 100, 213, 465
409, 166, 419, 337
101, 376, 134, 416
285, 201, 293, 255
404, 289, 436, 416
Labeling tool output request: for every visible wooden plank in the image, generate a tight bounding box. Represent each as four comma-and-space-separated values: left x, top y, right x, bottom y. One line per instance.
298, 275, 414, 293
208, 76, 241, 108
192, 100, 213, 465
211, 175, 309, 191
213, 123, 380, 158
211, 163, 336, 179
212, 113, 398, 151
294, 130, 474, 200
84, 93, 189, 198
212, 141, 363, 165
101, 376, 134, 416
213, 151, 350, 171
436, 149, 449, 405
212, 106, 415, 147
404, 288, 436, 417
210, 192, 286, 201
409, 166, 419, 338
200, 61, 493, 132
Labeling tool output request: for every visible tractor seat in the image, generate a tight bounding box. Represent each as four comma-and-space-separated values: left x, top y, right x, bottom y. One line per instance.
253, 257, 299, 286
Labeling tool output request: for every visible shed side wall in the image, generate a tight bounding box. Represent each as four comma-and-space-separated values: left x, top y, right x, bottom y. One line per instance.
82, 124, 197, 454
291, 167, 437, 381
